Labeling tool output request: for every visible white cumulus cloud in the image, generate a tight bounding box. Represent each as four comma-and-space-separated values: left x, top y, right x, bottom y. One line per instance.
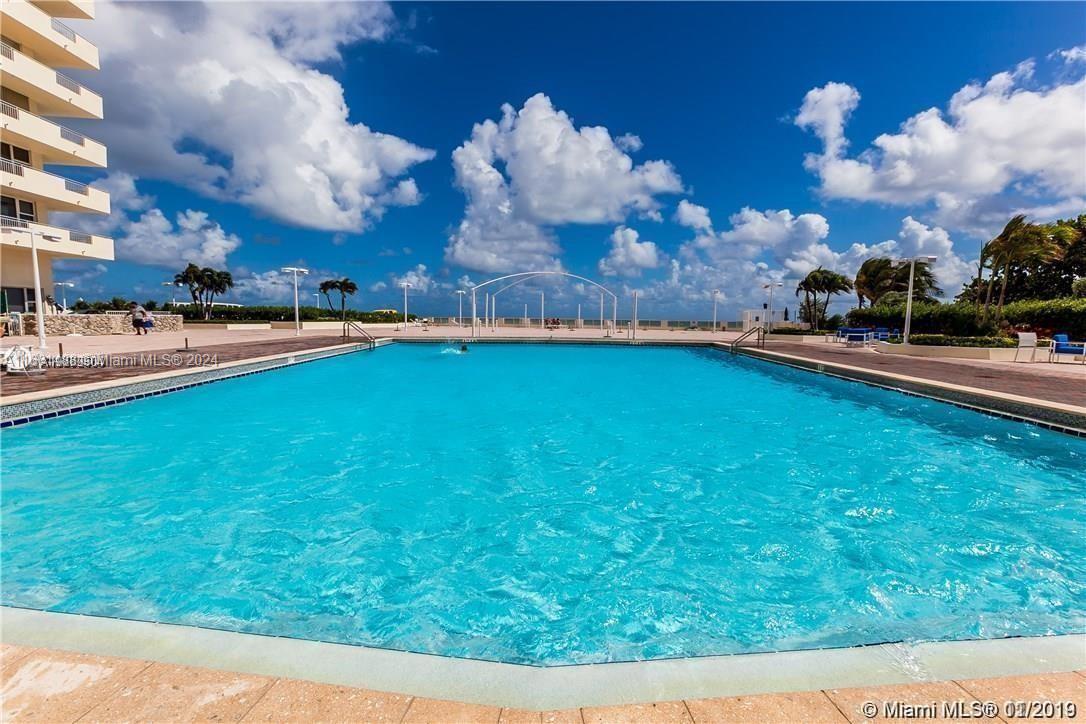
445, 93, 683, 273
796, 57, 1086, 235
598, 226, 662, 277
79, 1, 433, 233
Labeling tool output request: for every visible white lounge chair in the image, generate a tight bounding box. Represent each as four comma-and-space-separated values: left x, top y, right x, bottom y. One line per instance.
1013, 332, 1037, 363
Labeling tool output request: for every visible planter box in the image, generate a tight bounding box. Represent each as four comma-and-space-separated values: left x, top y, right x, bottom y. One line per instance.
876, 342, 1018, 361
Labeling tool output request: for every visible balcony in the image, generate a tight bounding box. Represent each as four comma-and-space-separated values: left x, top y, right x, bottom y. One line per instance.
30, 0, 94, 20
0, 42, 103, 118
0, 0, 99, 69
1, 157, 110, 214
0, 214, 113, 260
0, 100, 106, 167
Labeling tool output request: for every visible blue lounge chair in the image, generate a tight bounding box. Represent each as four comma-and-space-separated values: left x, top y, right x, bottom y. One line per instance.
1049, 334, 1086, 364
874, 327, 890, 341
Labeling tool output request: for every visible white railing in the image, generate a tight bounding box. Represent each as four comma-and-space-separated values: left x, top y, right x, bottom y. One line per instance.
0, 158, 24, 176
1, 100, 95, 147
55, 72, 82, 94
0, 214, 95, 244
0, 156, 91, 194
50, 17, 77, 42
1, 42, 98, 101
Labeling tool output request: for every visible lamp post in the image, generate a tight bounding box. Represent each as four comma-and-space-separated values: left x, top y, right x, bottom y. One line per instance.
313, 293, 321, 310
540, 291, 545, 330
54, 282, 74, 313
2, 228, 61, 349
632, 290, 639, 340
902, 255, 937, 344
400, 281, 411, 330
456, 289, 465, 327
711, 289, 720, 333
762, 282, 782, 331
161, 281, 180, 308
280, 267, 309, 336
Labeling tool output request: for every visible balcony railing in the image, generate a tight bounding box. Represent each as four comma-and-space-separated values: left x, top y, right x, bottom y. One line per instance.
0, 214, 94, 243
55, 72, 82, 94
1, 100, 95, 148
1, 157, 92, 195
1, 42, 98, 100
50, 17, 77, 42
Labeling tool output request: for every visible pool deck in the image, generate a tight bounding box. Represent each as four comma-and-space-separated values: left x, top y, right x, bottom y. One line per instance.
3, 643, 1084, 722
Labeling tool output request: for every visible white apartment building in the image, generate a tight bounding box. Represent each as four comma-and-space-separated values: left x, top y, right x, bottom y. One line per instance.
0, 0, 112, 314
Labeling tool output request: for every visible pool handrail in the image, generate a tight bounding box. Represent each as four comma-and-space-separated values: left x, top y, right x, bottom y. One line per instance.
342, 321, 376, 349
730, 326, 765, 353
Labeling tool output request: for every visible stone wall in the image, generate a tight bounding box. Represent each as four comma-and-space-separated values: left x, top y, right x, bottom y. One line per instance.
22, 314, 184, 336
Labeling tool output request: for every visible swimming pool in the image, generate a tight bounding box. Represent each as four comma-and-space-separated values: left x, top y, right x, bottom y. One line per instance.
2, 343, 1083, 665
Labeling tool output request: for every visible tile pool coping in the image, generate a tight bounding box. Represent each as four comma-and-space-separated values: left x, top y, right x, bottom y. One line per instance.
1, 607, 1083, 710
4, 337, 1081, 436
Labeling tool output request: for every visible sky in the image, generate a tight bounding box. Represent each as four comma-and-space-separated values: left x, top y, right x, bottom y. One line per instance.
52, 1, 1086, 318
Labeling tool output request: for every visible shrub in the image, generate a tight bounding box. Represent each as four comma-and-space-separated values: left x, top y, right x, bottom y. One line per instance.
1073, 278, 1086, 298
847, 298, 1086, 338
905, 334, 1017, 348
165, 305, 412, 323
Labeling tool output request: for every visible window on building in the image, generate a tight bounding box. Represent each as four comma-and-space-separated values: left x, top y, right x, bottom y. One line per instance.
1, 87, 30, 111
0, 143, 31, 165
2, 287, 27, 313
1, 195, 36, 222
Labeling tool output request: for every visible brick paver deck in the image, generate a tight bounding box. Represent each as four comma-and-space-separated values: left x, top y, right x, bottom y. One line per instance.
760, 341, 1086, 407
2, 645, 1083, 722
0, 335, 349, 397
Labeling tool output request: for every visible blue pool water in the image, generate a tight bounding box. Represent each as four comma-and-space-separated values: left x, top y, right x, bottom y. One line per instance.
2, 343, 1084, 665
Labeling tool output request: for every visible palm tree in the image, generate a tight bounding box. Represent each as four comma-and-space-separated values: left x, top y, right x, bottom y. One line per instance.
982, 216, 1069, 321
817, 270, 854, 324
318, 279, 340, 312
892, 260, 941, 303
335, 278, 358, 320
855, 258, 894, 307
199, 268, 234, 320
174, 263, 203, 309
796, 268, 853, 329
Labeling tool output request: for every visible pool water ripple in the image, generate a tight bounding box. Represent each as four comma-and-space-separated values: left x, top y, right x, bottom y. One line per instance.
2, 344, 1083, 665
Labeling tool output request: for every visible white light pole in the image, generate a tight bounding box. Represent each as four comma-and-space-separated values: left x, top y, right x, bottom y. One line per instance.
711, 289, 720, 333
54, 282, 74, 313
600, 290, 605, 336
902, 255, 937, 344
1, 229, 61, 349
161, 281, 180, 308
281, 266, 309, 336
762, 282, 782, 331
400, 281, 411, 330
313, 293, 321, 309
632, 290, 639, 340
456, 289, 465, 327
540, 291, 545, 329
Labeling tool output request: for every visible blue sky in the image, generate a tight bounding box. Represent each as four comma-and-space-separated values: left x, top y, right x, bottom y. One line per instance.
58, 1, 1086, 317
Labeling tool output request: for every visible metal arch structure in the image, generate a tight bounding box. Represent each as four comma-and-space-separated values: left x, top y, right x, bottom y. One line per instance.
470, 271, 618, 338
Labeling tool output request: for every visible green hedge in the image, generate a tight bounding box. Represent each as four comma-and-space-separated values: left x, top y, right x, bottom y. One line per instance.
904, 334, 1017, 348
847, 298, 1086, 338
167, 305, 412, 323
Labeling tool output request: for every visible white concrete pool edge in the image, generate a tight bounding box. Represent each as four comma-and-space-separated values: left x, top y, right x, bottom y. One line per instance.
3, 607, 1083, 710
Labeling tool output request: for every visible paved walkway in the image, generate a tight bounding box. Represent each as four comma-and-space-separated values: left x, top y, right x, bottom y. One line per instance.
0, 335, 348, 396
761, 341, 1086, 406
2, 645, 1083, 722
